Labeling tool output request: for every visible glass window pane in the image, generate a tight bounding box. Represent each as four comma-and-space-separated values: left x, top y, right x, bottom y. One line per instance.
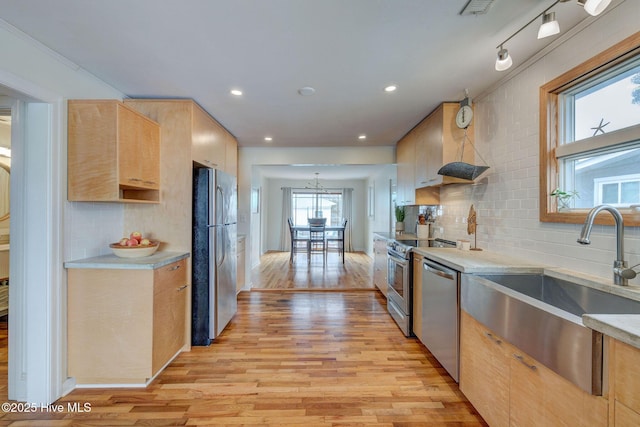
562, 146, 640, 208
571, 64, 640, 143
602, 183, 619, 204
621, 181, 640, 204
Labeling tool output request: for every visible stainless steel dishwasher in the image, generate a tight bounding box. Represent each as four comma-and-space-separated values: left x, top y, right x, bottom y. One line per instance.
422, 258, 460, 382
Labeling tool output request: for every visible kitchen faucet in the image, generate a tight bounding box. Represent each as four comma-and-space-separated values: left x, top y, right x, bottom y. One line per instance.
577, 205, 635, 286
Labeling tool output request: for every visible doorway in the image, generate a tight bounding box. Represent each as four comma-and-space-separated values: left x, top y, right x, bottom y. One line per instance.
0, 83, 65, 404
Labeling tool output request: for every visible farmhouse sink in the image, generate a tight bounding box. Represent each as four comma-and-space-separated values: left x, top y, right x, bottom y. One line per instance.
461, 272, 640, 395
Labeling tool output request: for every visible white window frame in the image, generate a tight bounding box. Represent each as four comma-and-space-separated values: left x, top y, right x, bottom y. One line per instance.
594, 173, 640, 206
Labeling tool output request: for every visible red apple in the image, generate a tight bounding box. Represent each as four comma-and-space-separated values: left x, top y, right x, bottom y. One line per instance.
140, 238, 151, 246
126, 238, 139, 247
118, 238, 129, 246
130, 231, 143, 242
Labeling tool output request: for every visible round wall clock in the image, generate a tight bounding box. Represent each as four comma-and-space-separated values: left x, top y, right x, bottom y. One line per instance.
455, 104, 473, 129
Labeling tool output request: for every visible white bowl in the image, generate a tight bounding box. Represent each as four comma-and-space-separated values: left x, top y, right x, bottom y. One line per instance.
109, 241, 159, 258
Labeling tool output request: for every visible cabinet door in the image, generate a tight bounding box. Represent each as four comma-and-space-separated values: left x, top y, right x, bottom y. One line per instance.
424, 105, 444, 185
412, 256, 423, 342
615, 401, 640, 427
510, 350, 607, 427
459, 311, 510, 427
373, 238, 387, 296
225, 133, 238, 176
118, 104, 160, 189
192, 104, 227, 170
152, 259, 187, 374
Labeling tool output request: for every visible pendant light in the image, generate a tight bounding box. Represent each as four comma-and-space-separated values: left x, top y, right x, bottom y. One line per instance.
537, 11, 560, 39
495, 46, 513, 71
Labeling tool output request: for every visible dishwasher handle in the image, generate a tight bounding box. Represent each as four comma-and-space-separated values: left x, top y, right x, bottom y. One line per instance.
423, 260, 456, 281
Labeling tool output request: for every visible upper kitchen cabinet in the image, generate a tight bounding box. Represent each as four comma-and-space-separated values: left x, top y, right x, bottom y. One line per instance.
126, 99, 238, 177
68, 100, 161, 203
417, 102, 476, 187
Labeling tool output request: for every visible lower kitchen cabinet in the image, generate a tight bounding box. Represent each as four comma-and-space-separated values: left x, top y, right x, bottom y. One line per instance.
460, 310, 510, 427
460, 310, 608, 427
373, 237, 388, 296
610, 338, 640, 426
237, 235, 246, 293
67, 257, 188, 385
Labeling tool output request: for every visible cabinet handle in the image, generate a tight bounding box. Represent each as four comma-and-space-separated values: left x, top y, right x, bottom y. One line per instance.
143, 180, 157, 186
177, 284, 188, 292
513, 354, 537, 371
484, 332, 502, 345
168, 264, 181, 271
128, 177, 143, 182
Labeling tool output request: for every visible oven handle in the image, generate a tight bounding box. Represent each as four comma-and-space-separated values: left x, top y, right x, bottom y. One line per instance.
424, 261, 455, 281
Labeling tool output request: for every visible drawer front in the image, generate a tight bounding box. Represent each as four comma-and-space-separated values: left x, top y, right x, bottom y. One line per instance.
154, 259, 187, 294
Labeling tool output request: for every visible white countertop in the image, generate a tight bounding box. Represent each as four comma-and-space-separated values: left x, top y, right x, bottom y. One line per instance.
582, 315, 640, 349
64, 251, 190, 270
412, 246, 544, 274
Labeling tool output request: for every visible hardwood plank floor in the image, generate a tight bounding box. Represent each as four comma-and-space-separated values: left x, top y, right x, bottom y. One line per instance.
251, 251, 375, 290
0, 292, 485, 426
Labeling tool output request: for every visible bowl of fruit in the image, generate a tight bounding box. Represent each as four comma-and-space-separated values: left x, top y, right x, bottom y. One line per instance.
109, 232, 160, 258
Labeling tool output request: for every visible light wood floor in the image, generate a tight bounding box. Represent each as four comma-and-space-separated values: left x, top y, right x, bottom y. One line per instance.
251, 251, 375, 290
0, 292, 485, 426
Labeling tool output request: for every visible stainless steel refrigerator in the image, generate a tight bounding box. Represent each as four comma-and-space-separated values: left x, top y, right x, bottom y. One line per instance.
192, 166, 238, 345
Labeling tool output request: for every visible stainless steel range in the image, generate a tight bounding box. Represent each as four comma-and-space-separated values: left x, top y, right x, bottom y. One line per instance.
386, 238, 455, 336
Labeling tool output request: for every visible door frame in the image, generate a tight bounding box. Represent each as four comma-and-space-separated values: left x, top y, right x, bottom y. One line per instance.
1, 71, 65, 404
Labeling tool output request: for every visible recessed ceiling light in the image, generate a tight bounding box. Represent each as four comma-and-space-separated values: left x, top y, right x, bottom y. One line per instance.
230, 89, 243, 96
358, 134, 367, 140
298, 86, 316, 96
264, 136, 273, 142
384, 85, 397, 93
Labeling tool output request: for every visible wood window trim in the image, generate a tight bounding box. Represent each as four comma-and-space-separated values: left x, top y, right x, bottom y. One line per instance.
540, 31, 640, 226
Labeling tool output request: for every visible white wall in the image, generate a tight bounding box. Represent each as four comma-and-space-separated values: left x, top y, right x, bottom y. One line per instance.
365, 164, 396, 255
439, 0, 640, 283
0, 18, 124, 403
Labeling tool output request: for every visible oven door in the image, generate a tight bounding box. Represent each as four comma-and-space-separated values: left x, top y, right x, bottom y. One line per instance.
387, 253, 410, 314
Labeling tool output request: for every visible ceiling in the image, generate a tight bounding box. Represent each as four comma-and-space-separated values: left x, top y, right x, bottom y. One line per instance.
0, 1, 594, 150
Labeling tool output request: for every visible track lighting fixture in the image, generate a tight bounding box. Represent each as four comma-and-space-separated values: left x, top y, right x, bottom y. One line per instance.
494, 0, 612, 72
537, 11, 560, 39
495, 47, 513, 71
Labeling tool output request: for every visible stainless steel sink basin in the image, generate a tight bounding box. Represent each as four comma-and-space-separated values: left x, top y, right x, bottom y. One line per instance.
461, 272, 640, 396
479, 273, 640, 316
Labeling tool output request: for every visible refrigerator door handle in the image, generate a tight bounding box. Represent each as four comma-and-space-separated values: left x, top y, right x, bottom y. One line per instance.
216, 185, 224, 225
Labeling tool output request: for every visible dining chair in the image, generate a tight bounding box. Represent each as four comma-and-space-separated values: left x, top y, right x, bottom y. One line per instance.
326, 218, 347, 264
288, 218, 309, 263
308, 223, 326, 265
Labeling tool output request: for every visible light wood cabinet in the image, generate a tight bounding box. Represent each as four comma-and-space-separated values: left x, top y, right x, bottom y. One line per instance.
460, 310, 607, 427
610, 338, 640, 426
509, 345, 607, 427
237, 235, 246, 293
67, 258, 188, 385
373, 237, 388, 296
68, 100, 161, 203
460, 310, 511, 427
412, 255, 423, 343
416, 102, 476, 187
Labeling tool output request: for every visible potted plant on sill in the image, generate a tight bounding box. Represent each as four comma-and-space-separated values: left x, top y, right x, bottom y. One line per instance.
551, 188, 579, 211
395, 205, 405, 233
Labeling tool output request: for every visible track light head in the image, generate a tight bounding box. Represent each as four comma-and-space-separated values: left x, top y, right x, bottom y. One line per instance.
578, 0, 612, 16
538, 11, 560, 39
495, 47, 513, 71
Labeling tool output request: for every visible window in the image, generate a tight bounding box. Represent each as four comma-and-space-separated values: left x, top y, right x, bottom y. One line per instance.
291, 190, 343, 226
540, 32, 640, 225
